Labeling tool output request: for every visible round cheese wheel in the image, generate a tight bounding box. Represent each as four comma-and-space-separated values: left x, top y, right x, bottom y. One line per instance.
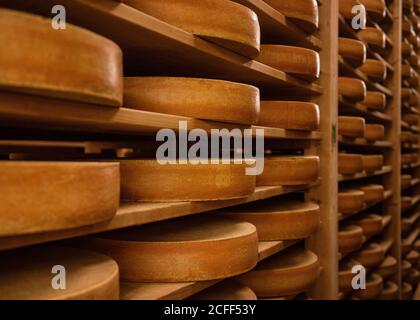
339, 153, 364, 174
0, 246, 119, 300
258, 101, 320, 131
0, 161, 119, 237
377, 255, 398, 279
358, 59, 387, 82
263, 0, 319, 34
407, 269, 420, 286
235, 247, 319, 297
402, 42, 414, 58
362, 91, 386, 110
119, 160, 256, 201
340, 0, 365, 20
402, 197, 413, 212
80, 216, 259, 282
257, 156, 320, 186
359, 184, 384, 204
364, 124, 385, 141
402, 175, 413, 190
339, 225, 364, 253
123, 77, 259, 125
410, 52, 420, 68
409, 73, 420, 88
362, 154, 384, 173
256, 45, 320, 82
403, 16, 415, 35
402, 64, 414, 79
409, 90, 420, 106
338, 78, 367, 102
406, 250, 420, 265
339, 261, 358, 293
403, 260, 413, 278
359, 0, 386, 21
353, 243, 385, 268
0, 9, 123, 107
403, 114, 419, 125
378, 281, 398, 300
401, 131, 413, 144
189, 280, 257, 300
339, 189, 366, 214
123, 0, 260, 58
402, 282, 413, 300
338, 116, 366, 138
358, 27, 386, 49
352, 273, 383, 300
351, 214, 384, 237
408, 34, 420, 48
218, 200, 320, 241
339, 38, 367, 67
402, 88, 412, 101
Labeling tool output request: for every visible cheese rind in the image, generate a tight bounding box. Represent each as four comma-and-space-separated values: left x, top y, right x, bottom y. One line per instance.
339, 78, 367, 102
353, 273, 383, 300
362, 91, 386, 110
339, 38, 367, 67
377, 256, 398, 279
358, 27, 386, 48
351, 214, 384, 237
353, 243, 385, 268
362, 154, 384, 172
338, 116, 366, 138
338, 225, 364, 253
339, 153, 364, 174
358, 59, 387, 82
359, 184, 385, 204
359, 0, 386, 21
339, 190, 366, 214
364, 124, 385, 141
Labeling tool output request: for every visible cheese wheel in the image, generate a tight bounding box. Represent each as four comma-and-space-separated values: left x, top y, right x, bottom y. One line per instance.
339, 153, 364, 174
359, 184, 384, 204
353, 243, 385, 268
257, 156, 320, 186
377, 256, 398, 279
362, 91, 386, 110
407, 269, 420, 286
79, 216, 259, 282
402, 154, 414, 166
378, 281, 399, 300
258, 101, 320, 131
263, 0, 319, 34
402, 42, 414, 58
339, 261, 358, 293
403, 260, 413, 278
218, 200, 320, 241
408, 34, 420, 48
339, 116, 366, 138
409, 72, 420, 88
119, 160, 256, 201
189, 280, 257, 300
124, 77, 259, 125
358, 27, 386, 48
124, 0, 260, 58
339, 78, 367, 102
339, 38, 367, 67
362, 154, 384, 173
359, 0, 386, 21
364, 124, 385, 141
401, 132, 413, 144
406, 250, 420, 265
0, 246, 119, 300
402, 197, 413, 212
339, 225, 364, 253
402, 64, 414, 79
235, 248, 319, 297
256, 45, 320, 82
0, 9, 123, 107
402, 282, 413, 300
0, 161, 119, 237
351, 214, 384, 237
403, 16, 415, 35
340, 0, 365, 20
402, 174, 412, 189
352, 273, 383, 300
403, 114, 419, 125
409, 90, 420, 106
339, 189, 366, 214
402, 88, 412, 101
410, 52, 420, 68
358, 59, 387, 82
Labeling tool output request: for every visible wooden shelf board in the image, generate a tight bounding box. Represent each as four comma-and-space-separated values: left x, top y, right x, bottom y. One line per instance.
402, 162, 420, 170
339, 97, 392, 124
339, 165, 393, 182
402, 228, 420, 247
339, 136, 393, 148
253, 126, 323, 140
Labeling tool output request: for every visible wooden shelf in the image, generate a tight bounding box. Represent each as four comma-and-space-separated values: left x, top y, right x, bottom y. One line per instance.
402, 178, 420, 191
339, 136, 393, 148
339, 165, 393, 182
339, 97, 392, 124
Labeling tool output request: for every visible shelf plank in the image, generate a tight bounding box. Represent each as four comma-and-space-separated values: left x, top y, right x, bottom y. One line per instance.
339, 136, 393, 148
339, 165, 393, 182
339, 97, 392, 124
253, 126, 323, 140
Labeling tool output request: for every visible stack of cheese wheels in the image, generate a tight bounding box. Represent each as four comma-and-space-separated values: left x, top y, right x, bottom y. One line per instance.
403, 114, 419, 126
218, 200, 320, 241
410, 52, 420, 68
189, 280, 257, 300
359, 0, 386, 21
339, 38, 367, 67
358, 27, 386, 49
353, 243, 385, 268
0, 8, 123, 106
364, 124, 385, 141
339, 189, 365, 214
362, 91, 386, 110
377, 256, 398, 279
362, 154, 384, 172
402, 260, 412, 278
378, 281, 399, 300
402, 197, 413, 212
339, 153, 364, 174
0, 246, 119, 300
263, 0, 319, 34
338, 116, 366, 138
123, 0, 260, 58
340, 0, 365, 21
0, 161, 120, 237
257, 156, 320, 186
351, 214, 384, 237
359, 184, 384, 204
358, 59, 387, 82
119, 160, 256, 201
235, 247, 319, 298
338, 225, 364, 253
79, 216, 259, 282
258, 101, 320, 130
124, 77, 259, 125
402, 174, 413, 189
339, 78, 367, 102
402, 282, 413, 300
352, 273, 384, 300
256, 45, 320, 81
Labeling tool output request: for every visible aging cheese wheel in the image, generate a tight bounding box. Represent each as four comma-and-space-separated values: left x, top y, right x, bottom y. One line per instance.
402, 88, 412, 101
352, 273, 383, 300
402, 64, 414, 79
338, 116, 366, 138
351, 214, 384, 237
339, 261, 357, 293
358, 59, 387, 82
338, 189, 366, 214
258, 101, 320, 131
257, 156, 320, 186
403, 16, 415, 35
410, 52, 420, 68
378, 281, 399, 300
0, 246, 119, 300
123, 77, 259, 125
264, 0, 319, 34
358, 27, 386, 48
406, 250, 420, 266
124, 0, 260, 58
339, 153, 364, 174
362, 91, 386, 110
0, 9, 123, 107
401, 132, 413, 144
409, 72, 420, 88
402, 42, 414, 58
402, 197, 413, 212
408, 34, 420, 48
409, 90, 420, 106
338, 78, 367, 102
340, 0, 365, 20
402, 175, 413, 190
359, 184, 384, 204
235, 247, 319, 297
339, 38, 367, 67
79, 216, 259, 282
377, 256, 398, 279
403, 114, 419, 125
119, 160, 256, 201
256, 45, 320, 82
402, 154, 414, 166
359, 0, 386, 21
189, 280, 257, 300
338, 225, 364, 253
402, 260, 413, 278
362, 154, 384, 173
218, 200, 320, 241
353, 243, 385, 268
364, 124, 385, 141
0, 161, 120, 237
407, 269, 420, 286
402, 282, 413, 300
